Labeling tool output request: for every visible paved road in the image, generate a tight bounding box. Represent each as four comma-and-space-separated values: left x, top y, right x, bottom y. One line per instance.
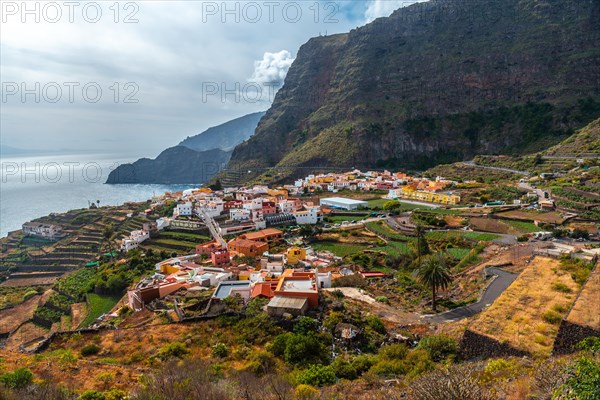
423, 267, 519, 323
463, 161, 530, 176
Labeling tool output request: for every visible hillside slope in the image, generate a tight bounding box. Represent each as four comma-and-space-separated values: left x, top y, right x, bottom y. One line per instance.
545, 118, 600, 157
227, 0, 600, 182
106, 146, 231, 184
179, 111, 266, 152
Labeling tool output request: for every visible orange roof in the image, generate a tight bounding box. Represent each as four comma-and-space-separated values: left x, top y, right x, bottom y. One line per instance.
251, 282, 276, 298
244, 228, 282, 240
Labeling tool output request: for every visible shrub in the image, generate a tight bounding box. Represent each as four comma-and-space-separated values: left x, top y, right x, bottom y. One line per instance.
542, 310, 562, 324
297, 365, 337, 387
244, 350, 277, 375
555, 356, 600, 400
576, 337, 600, 353
365, 315, 386, 334
332, 357, 358, 380
379, 344, 409, 360
81, 344, 101, 357
78, 390, 106, 400
481, 358, 521, 383
375, 296, 389, 303
284, 334, 327, 366
551, 282, 572, 293
351, 355, 377, 375
0, 367, 33, 389
295, 384, 320, 400
23, 290, 38, 301
159, 342, 189, 359
212, 343, 229, 358
294, 316, 318, 335
417, 335, 458, 362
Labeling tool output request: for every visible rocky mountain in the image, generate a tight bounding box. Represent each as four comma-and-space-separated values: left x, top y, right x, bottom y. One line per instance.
179, 111, 266, 152
545, 118, 600, 157
227, 0, 600, 183
106, 146, 231, 184
106, 111, 265, 184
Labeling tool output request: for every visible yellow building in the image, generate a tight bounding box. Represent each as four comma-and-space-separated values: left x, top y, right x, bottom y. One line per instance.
287, 247, 307, 265
400, 186, 460, 205
160, 263, 181, 275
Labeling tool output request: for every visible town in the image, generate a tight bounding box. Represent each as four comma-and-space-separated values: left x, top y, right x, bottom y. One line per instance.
1, 162, 599, 398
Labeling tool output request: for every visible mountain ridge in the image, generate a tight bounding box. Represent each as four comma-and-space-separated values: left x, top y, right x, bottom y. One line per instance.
226, 0, 600, 183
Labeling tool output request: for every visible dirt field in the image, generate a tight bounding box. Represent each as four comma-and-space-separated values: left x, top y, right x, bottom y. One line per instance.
496, 210, 565, 224
0, 290, 52, 335
323, 287, 419, 326
70, 302, 88, 330
3, 322, 49, 351
566, 267, 600, 329
469, 217, 511, 234
469, 257, 580, 356
0, 276, 58, 287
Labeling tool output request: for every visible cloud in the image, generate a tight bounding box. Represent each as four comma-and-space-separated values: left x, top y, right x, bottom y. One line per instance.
364, 0, 428, 23
250, 50, 295, 87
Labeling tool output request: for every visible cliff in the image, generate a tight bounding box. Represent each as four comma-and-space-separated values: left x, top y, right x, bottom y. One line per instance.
227, 0, 600, 182
106, 146, 231, 184
106, 111, 265, 184
179, 111, 266, 151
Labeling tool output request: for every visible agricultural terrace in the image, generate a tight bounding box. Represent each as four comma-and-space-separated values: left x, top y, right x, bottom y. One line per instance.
469, 257, 592, 357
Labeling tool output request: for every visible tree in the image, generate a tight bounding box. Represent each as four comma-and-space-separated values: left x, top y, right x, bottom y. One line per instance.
383, 200, 402, 212
414, 224, 426, 264
101, 223, 116, 257
416, 253, 452, 312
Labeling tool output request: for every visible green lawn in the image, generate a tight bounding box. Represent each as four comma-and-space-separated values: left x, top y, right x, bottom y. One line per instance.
447, 248, 471, 260
311, 241, 367, 257
373, 241, 411, 256
80, 293, 122, 328
367, 198, 389, 209
365, 222, 415, 242
464, 232, 501, 242
325, 215, 369, 223
505, 220, 540, 233
159, 231, 210, 242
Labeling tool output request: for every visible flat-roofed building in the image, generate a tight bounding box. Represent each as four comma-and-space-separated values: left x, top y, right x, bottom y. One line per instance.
320, 197, 368, 210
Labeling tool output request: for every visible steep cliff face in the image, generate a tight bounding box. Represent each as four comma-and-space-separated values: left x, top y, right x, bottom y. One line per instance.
228, 0, 600, 181
179, 111, 266, 152
106, 146, 231, 184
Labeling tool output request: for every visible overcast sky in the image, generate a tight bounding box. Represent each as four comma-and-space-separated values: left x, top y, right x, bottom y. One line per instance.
1, 0, 426, 159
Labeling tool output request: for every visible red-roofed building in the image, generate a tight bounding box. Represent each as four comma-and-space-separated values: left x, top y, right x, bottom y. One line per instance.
196, 240, 225, 256
251, 282, 278, 299
211, 249, 230, 267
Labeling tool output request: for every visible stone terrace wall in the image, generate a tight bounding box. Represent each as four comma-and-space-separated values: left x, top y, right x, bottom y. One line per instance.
553, 320, 600, 355
459, 329, 529, 360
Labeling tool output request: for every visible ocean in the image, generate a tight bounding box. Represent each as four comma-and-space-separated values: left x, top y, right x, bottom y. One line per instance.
0, 153, 197, 238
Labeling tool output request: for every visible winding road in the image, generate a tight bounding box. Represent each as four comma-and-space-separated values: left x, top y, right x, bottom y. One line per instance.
423, 267, 519, 323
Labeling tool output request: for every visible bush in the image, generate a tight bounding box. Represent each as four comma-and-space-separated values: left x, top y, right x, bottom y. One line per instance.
0, 368, 33, 389
244, 350, 277, 375
375, 296, 389, 303
365, 315, 386, 334
332, 357, 358, 380
295, 384, 320, 400
81, 344, 101, 357
542, 310, 562, 325
23, 290, 39, 301
294, 317, 318, 335
551, 282, 572, 293
284, 334, 327, 366
212, 343, 229, 358
379, 344, 409, 360
297, 365, 337, 387
417, 335, 458, 362
78, 390, 106, 400
159, 342, 189, 359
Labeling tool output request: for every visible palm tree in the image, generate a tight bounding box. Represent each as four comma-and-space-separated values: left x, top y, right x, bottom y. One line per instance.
102, 223, 116, 257
416, 252, 452, 312
414, 224, 425, 263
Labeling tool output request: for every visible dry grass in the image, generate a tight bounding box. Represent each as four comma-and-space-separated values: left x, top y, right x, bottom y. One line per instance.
566, 266, 600, 329
470, 257, 581, 357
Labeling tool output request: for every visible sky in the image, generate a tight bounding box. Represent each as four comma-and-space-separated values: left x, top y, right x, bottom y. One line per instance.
0, 0, 427, 159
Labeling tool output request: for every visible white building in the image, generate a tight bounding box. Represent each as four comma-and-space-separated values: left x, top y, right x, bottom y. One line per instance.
22, 222, 65, 240
174, 202, 193, 217
121, 230, 150, 252
320, 197, 368, 210
277, 200, 296, 213
230, 208, 251, 221
293, 207, 320, 225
